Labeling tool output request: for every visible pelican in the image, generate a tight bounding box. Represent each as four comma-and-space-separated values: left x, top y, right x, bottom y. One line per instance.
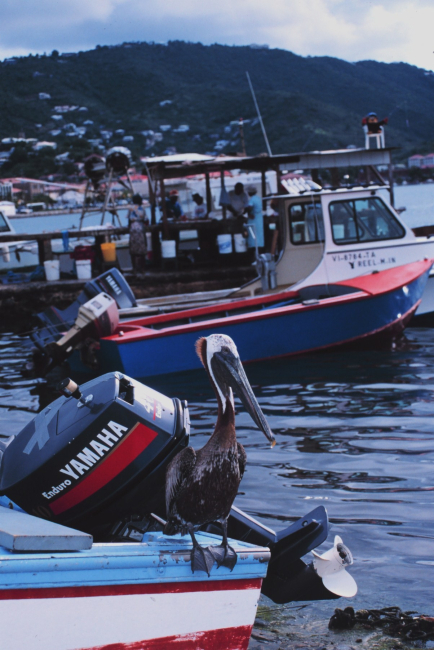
164, 333, 275, 575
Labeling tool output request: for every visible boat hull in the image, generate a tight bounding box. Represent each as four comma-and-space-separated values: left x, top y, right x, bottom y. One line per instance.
0, 531, 268, 650
92, 262, 431, 379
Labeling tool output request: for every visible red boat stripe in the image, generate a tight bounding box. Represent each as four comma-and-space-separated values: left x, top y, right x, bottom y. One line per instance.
50, 423, 158, 515
82, 625, 253, 649
0, 579, 262, 600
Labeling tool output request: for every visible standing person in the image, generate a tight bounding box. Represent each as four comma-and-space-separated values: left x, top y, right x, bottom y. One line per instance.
191, 193, 208, 219
246, 186, 264, 258
165, 189, 185, 220
127, 194, 148, 272
227, 182, 250, 219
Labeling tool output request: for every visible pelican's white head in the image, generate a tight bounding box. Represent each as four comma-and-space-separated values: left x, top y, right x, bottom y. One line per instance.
196, 334, 275, 445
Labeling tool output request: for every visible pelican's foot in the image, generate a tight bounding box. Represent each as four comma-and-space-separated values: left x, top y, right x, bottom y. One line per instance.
209, 544, 238, 571
191, 545, 215, 576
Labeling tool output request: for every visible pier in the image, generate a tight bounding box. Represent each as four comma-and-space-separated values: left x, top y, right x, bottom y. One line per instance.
0, 146, 396, 323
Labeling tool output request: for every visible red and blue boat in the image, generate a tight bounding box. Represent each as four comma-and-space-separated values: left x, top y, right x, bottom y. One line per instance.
83, 260, 432, 380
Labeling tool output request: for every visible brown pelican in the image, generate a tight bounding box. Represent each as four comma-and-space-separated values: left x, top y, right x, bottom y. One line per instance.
164, 333, 275, 575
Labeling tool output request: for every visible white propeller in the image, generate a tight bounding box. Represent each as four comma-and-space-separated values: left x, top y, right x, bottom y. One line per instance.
312, 535, 357, 598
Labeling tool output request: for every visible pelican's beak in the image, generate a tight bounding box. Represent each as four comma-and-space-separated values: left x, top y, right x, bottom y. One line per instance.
212, 349, 275, 446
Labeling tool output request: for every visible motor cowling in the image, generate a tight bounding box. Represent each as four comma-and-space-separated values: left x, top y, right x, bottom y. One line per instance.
0, 372, 190, 539
40, 292, 119, 374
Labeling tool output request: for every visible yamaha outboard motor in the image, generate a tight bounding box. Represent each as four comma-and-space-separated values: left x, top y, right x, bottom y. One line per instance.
0, 373, 190, 540
0, 372, 356, 603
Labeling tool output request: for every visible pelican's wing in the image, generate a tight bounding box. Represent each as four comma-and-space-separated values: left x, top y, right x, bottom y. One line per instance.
165, 446, 197, 516
237, 442, 247, 481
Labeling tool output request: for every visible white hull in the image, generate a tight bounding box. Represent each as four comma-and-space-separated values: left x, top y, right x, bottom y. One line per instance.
1, 578, 261, 650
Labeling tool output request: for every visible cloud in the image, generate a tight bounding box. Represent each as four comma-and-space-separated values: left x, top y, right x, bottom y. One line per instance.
0, 0, 433, 70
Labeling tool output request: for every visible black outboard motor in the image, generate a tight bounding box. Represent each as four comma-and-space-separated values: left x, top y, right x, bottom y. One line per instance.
0, 373, 190, 539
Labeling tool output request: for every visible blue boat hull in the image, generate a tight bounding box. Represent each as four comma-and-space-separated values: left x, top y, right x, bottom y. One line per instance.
93, 266, 429, 379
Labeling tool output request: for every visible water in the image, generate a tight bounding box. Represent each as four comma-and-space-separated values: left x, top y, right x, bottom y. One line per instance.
10, 209, 130, 234
9, 183, 434, 235
2, 329, 434, 622
395, 183, 434, 227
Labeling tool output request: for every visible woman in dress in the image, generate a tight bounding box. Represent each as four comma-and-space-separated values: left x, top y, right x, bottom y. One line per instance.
128, 194, 148, 272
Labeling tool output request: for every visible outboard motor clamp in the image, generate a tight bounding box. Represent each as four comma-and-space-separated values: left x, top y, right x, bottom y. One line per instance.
0, 372, 190, 540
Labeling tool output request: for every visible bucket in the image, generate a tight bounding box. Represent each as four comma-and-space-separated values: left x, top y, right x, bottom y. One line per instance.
101, 242, 117, 262
161, 240, 176, 258
76, 259, 92, 280
217, 234, 232, 254
44, 260, 60, 282
234, 233, 247, 253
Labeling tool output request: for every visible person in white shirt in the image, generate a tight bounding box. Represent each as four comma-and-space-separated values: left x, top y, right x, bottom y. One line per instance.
191, 193, 208, 219
227, 182, 250, 218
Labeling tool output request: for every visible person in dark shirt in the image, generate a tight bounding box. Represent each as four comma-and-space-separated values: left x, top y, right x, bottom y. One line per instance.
362, 112, 388, 134
165, 189, 185, 220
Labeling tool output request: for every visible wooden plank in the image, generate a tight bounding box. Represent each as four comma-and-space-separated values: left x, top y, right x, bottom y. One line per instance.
0, 506, 92, 552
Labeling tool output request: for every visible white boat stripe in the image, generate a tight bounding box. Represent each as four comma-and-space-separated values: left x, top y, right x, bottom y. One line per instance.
0, 587, 261, 650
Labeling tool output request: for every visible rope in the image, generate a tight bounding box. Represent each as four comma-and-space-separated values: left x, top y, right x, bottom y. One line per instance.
329, 606, 434, 641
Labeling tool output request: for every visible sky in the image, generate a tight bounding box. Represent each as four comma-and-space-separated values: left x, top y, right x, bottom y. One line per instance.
1, 0, 434, 71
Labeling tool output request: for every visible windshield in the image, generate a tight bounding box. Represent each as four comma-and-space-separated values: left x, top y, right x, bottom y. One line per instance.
288, 201, 325, 245
329, 197, 405, 244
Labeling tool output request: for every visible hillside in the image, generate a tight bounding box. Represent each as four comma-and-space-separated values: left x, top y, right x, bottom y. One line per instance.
1, 40, 434, 178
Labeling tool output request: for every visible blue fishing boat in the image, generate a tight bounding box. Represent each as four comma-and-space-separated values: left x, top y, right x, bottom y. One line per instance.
76, 260, 432, 379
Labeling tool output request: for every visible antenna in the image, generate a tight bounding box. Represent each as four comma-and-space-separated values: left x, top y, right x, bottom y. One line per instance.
246, 71, 272, 156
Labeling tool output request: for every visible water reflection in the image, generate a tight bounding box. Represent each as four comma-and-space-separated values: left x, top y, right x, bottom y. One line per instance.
1, 328, 434, 609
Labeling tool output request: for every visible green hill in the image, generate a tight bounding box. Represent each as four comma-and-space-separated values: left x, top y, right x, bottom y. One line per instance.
1, 40, 433, 178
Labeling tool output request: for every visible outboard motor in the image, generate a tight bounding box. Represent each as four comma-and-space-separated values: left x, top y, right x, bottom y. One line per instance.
29, 268, 136, 374
256, 253, 277, 291
0, 373, 190, 540
0, 371, 356, 604
37, 292, 119, 374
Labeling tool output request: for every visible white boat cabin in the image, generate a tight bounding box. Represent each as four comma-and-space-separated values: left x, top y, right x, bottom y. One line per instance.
235, 182, 434, 298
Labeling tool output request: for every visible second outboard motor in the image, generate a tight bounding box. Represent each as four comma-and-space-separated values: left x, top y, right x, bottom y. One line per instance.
29, 268, 136, 367
38, 292, 119, 373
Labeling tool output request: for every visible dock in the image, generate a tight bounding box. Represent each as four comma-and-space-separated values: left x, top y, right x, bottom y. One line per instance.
0, 147, 397, 329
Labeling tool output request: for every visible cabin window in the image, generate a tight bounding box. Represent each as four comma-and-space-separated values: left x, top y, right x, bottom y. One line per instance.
288, 202, 325, 245
329, 198, 405, 245
0, 213, 10, 233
